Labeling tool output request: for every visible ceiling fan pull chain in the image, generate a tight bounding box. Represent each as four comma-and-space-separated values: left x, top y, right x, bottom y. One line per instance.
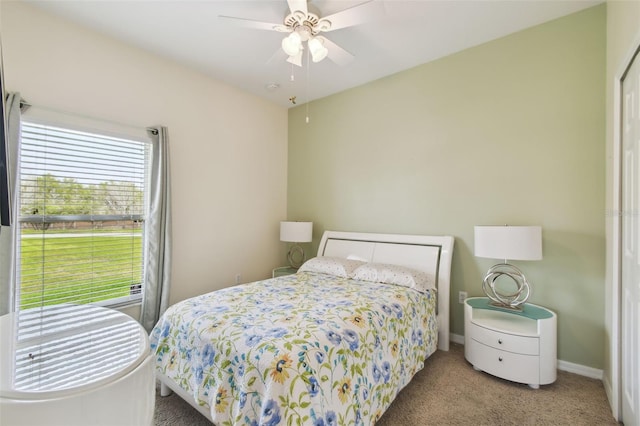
306, 49, 310, 124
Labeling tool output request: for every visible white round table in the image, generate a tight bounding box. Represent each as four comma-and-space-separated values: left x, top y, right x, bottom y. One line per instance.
0, 304, 155, 426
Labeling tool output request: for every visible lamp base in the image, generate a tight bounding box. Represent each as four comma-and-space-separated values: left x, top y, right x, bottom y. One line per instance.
482, 263, 530, 310
487, 300, 525, 312
287, 244, 306, 269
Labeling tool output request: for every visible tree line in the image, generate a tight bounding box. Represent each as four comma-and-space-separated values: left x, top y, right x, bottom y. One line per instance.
20, 174, 144, 217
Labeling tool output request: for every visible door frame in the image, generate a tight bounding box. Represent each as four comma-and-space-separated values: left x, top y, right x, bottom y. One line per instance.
610, 36, 640, 422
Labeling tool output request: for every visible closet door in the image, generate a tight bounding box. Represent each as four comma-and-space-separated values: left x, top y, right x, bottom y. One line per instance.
621, 47, 640, 426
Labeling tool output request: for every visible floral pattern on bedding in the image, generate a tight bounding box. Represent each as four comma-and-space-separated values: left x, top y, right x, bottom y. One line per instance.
149, 271, 437, 426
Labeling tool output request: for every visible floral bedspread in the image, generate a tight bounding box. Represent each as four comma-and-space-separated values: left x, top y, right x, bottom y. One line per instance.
149, 271, 438, 425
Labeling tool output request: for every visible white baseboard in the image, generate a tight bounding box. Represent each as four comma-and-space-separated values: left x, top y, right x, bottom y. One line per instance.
450, 333, 464, 345
450, 335, 604, 380
557, 359, 603, 380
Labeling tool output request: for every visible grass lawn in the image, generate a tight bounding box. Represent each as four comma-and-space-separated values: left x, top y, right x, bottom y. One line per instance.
20, 233, 143, 309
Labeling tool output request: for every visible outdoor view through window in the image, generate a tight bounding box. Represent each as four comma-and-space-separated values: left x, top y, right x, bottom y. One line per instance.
17, 121, 150, 310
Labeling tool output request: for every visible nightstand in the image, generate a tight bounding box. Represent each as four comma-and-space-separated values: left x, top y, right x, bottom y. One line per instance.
464, 297, 557, 389
272, 266, 297, 278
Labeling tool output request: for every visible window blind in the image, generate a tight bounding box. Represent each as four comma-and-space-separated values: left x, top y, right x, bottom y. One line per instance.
18, 121, 151, 310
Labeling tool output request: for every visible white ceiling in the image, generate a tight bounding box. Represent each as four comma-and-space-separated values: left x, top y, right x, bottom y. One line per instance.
26, 0, 602, 108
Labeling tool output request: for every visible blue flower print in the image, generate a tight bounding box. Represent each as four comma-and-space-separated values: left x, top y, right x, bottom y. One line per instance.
193, 365, 204, 385
178, 322, 190, 335
362, 387, 369, 400
315, 351, 325, 364
380, 305, 393, 316
308, 376, 320, 397
202, 344, 215, 367
325, 411, 337, 426
266, 327, 288, 338
209, 305, 229, 313
372, 364, 382, 383
325, 330, 342, 346
277, 303, 294, 310
260, 399, 282, 426
314, 419, 325, 426
381, 361, 391, 383
191, 308, 208, 317
237, 363, 245, 377
182, 346, 193, 362
342, 329, 359, 351
160, 323, 171, 338
246, 334, 262, 347
239, 391, 247, 409
411, 329, 424, 345
391, 303, 403, 318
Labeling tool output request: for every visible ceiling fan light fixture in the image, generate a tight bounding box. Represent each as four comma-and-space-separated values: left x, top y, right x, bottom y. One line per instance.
286, 50, 303, 67
309, 37, 328, 63
282, 31, 302, 56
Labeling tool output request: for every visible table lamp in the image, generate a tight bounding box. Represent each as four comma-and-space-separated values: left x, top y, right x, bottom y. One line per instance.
474, 225, 542, 310
280, 221, 313, 268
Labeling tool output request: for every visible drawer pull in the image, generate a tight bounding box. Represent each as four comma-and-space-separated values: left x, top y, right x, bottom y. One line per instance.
498, 339, 503, 344
498, 357, 503, 362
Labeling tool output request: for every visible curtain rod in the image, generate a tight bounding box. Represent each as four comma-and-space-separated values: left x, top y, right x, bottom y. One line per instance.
16, 97, 156, 136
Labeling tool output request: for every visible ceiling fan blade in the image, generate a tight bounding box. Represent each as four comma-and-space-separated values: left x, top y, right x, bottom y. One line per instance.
319, 0, 385, 32
321, 37, 354, 66
266, 48, 287, 65
287, 0, 308, 15
218, 15, 289, 32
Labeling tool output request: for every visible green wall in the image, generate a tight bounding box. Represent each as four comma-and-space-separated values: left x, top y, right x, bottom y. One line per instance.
288, 5, 606, 368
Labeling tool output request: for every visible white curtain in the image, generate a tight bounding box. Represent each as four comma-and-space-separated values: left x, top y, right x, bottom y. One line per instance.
140, 126, 172, 333
0, 93, 26, 316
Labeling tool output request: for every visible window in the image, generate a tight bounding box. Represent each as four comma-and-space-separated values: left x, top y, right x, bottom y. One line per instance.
17, 121, 151, 310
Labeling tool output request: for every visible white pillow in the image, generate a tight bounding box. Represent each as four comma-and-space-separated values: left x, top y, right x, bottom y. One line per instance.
298, 256, 365, 278
352, 263, 435, 293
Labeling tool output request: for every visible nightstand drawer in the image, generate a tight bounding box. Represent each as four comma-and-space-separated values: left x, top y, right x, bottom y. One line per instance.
469, 321, 539, 355
468, 339, 539, 385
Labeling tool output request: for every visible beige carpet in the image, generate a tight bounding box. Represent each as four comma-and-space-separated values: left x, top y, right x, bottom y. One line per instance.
153, 343, 618, 425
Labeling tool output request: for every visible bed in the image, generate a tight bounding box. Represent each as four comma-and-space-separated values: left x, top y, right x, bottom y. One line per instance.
149, 231, 454, 425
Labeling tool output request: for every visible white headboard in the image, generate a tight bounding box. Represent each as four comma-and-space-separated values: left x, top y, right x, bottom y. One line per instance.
318, 231, 454, 351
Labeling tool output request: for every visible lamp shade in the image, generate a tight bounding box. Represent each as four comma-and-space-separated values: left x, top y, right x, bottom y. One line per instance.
280, 221, 313, 243
474, 225, 542, 261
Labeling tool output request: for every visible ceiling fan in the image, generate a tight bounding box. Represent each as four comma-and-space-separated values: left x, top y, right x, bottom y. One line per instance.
219, 0, 385, 67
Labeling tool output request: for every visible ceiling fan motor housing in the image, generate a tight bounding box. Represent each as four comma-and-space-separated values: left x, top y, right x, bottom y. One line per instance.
285, 11, 331, 38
